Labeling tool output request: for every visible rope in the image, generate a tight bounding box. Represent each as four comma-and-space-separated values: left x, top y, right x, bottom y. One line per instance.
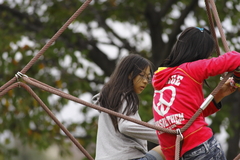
1, 74, 179, 160
0, 82, 94, 160
21, 76, 177, 134
0, 0, 94, 158
0, 0, 92, 93
24, 74, 235, 160
174, 129, 183, 160
208, 0, 230, 52
205, 0, 221, 57
0, 82, 93, 160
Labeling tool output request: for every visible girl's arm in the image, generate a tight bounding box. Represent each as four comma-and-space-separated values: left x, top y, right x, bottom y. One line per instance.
203, 78, 237, 117
186, 51, 240, 82
118, 114, 159, 144
213, 77, 237, 103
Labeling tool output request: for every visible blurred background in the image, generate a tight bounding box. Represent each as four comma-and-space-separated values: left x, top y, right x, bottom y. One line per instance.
0, 0, 240, 159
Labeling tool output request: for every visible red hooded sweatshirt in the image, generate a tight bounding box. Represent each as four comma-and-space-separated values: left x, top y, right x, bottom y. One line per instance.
152, 51, 240, 160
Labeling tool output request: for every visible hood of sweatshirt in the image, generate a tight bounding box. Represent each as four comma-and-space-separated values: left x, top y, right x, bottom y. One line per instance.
152, 66, 178, 90
92, 93, 100, 105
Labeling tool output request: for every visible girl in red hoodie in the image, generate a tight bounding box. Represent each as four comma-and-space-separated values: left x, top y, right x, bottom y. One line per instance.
152, 27, 240, 160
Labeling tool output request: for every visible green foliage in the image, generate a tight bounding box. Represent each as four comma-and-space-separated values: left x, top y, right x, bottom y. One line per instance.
138, 84, 154, 122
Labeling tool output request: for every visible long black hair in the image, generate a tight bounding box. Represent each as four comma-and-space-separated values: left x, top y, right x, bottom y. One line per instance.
98, 54, 153, 131
162, 27, 216, 67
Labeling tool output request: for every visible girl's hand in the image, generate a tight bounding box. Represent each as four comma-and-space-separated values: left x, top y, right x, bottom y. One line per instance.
214, 77, 237, 103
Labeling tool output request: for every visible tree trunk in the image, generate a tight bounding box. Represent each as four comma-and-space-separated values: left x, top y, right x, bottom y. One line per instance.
225, 91, 240, 159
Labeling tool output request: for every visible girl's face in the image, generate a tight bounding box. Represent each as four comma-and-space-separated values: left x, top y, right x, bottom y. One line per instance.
133, 66, 151, 94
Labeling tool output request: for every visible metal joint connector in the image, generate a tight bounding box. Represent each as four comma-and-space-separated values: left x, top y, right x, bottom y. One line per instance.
176, 129, 183, 140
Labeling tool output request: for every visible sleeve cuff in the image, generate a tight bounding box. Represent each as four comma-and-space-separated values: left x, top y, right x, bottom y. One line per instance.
212, 99, 222, 109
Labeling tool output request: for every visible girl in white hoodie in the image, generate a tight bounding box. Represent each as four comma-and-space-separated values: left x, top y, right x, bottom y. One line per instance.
93, 54, 165, 160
